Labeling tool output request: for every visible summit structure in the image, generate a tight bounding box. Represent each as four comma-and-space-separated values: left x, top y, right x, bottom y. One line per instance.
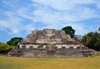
8, 29, 95, 57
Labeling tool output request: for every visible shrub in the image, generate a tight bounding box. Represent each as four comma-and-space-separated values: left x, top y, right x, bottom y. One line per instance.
0, 42, 13, 54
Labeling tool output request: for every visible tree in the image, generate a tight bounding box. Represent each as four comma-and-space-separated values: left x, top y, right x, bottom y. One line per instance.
94, 38, 100, 51
62, 26, 75, 38
98, 27, 100, 31
82, 32, 100, 51
84, 36, 91, 47
0, 42, 13, 54
7, 37, 23, 46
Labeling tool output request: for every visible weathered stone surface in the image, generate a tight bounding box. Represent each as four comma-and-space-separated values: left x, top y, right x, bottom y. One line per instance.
8, 29, 95, 57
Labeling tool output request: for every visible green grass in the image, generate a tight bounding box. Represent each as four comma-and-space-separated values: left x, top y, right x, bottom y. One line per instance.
0, 55, 100, 69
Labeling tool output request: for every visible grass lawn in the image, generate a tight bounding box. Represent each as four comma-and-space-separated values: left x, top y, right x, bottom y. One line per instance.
0, 55, 100, 69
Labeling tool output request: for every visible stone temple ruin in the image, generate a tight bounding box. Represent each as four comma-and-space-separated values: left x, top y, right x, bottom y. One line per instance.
8, 29, 95, 57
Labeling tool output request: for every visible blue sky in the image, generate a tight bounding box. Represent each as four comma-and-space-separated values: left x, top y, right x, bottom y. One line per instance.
0, 0, 100, 43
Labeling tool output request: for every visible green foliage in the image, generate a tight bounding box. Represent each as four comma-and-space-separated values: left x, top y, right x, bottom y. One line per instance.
82, 32, 100, 51
7, 37, 23, 46
98, 27, 100, 31
0, 42, 13, 54
94, 38, 100, 50
62, 26, 75, 38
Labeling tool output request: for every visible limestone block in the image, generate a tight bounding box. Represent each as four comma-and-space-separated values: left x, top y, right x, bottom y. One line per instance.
66, 34, 70, 38
60, 31, 66, 35
23, 38, 27, 42
56, 45, 62, 48
43, 29, 55, 37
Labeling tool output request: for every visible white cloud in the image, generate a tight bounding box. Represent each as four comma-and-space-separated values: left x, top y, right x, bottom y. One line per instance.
1, 0, 100, 36
16, 0, 98, 23
22, 24, 35, 31
31, 1, 98, 23
12, 30, 18, 34
21, 24, 36, 34
97, 3, 100, 9
0, 11, 22, 34
31, 7, 97, 31
33, 4, 39, 6
31, 0, 98, 10
16, 0, 99, 35
8, 32, 12, 34
0, 26, 7, 31
17, 8, 33, 20
2, 0, 10, 5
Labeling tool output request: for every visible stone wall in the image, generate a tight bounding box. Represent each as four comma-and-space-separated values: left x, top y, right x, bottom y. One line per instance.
8, 43, 95, 57
8, 44, 94, 57
19, 43, 81, 49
